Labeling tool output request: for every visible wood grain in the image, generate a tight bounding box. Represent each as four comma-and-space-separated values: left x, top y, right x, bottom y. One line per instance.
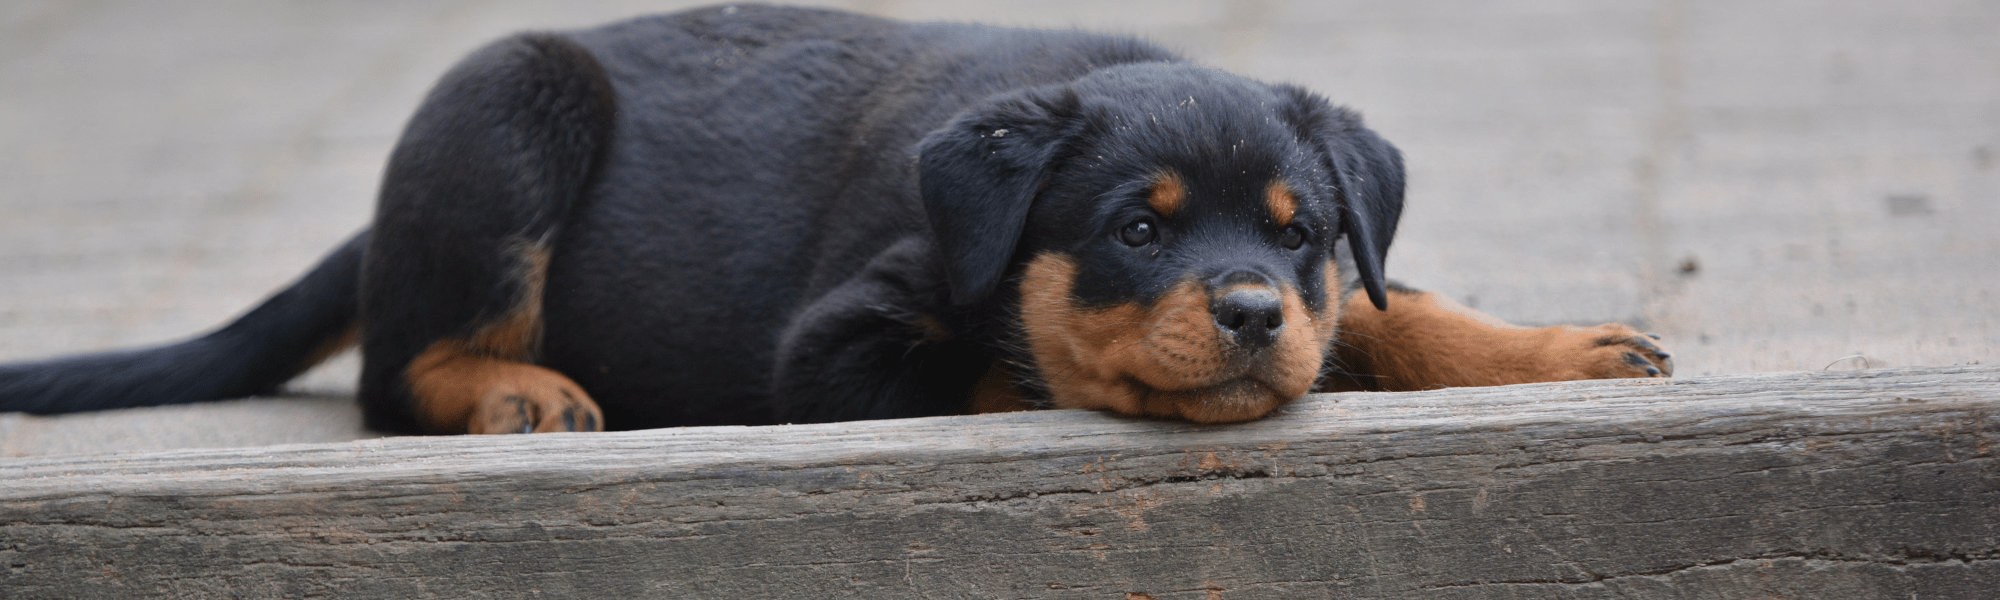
3, 366, 1996, 599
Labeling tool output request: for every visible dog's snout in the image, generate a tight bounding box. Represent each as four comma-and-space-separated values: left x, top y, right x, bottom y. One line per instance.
1212, 287, 1284, 350
1212, 269, 1270, 289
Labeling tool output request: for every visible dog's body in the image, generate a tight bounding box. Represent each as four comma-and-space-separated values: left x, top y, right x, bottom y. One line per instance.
0, 6, 1671, 433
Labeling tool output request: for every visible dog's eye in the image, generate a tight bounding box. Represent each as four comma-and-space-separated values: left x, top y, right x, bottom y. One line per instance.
1279, 225, 1308, 250
1118, 219, 1158, 247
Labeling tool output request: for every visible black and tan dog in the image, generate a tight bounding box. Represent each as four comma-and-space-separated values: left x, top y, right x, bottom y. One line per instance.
0, 5, 1671, 434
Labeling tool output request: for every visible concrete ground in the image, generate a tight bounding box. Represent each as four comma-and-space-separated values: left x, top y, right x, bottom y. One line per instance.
2, 1, 1994, 457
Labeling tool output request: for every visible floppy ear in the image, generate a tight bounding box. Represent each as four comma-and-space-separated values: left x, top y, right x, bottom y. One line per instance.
1278, 86, 1405, 311
917, 86, 1083, 305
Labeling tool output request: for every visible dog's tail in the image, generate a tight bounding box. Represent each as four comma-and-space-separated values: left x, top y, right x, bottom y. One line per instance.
0, 231, 368, 414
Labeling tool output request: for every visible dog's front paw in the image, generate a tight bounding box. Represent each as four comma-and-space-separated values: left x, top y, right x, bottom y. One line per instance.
1536, 324, 1674, 381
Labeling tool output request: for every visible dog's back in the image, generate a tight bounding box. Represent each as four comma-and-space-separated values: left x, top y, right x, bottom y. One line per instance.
538, 7, 1183, 424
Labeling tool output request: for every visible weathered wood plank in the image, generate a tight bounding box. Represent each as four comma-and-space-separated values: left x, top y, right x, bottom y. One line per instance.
3, 366, 1996, 599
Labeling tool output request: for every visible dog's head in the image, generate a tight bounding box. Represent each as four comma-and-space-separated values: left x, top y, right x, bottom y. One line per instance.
919, 63, 1404, 422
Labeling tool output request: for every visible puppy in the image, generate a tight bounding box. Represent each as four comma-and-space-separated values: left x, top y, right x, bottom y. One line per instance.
0, 5, 1672, 434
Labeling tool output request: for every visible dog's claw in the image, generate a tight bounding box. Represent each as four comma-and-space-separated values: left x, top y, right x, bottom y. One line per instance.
511, 398, 536, 433
1624, 352, 1662, 376
1628, 336, 1671, 359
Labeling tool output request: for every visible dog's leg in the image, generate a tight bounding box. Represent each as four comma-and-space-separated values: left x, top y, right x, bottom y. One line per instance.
358, 33, 615, 434
770, 238, 992, 423
1320, 283, 1673, 392
386, 239, 601, 435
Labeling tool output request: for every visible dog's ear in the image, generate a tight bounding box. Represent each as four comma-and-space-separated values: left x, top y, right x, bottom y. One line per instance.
918, 86, 1083, 305
1278, 86, 1405, 311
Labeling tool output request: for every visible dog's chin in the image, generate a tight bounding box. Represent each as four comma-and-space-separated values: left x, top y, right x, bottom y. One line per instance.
1133, 377, 1298, 423
1051, 369, 1311, 423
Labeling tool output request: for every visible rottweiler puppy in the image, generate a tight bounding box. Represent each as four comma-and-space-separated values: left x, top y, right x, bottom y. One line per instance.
0, 5, 1672, 434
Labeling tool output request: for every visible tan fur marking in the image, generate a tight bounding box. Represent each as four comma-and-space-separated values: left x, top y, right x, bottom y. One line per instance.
965, 362, 1035, 414
403, 240, 601, 433
1265, 181, 1297, 226
468, 239, 551, 360
1324, 288, 1672, 392
1148, 171, 1186, 217
1019, 254, 1339, 423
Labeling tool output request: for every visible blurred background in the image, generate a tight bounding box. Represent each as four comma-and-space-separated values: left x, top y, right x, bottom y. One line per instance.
2, 1, 1994, 454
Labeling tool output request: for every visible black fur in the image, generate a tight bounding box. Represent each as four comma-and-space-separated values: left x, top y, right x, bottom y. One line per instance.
357, 31, 618, 431
0, 5, 1405, 431
1277, 85, 1405, 311
0, 234, 364, 413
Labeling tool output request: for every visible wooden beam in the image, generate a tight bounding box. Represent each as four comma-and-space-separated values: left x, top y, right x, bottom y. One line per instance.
4, 366, 1996, 599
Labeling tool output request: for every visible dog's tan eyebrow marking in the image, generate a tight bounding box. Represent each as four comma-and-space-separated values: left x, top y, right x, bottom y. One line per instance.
1148, 171, 1186, 217
1266, 180, 1298, 226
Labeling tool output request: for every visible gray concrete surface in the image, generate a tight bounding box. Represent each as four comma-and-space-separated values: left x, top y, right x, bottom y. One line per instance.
2, 1, 1994, 457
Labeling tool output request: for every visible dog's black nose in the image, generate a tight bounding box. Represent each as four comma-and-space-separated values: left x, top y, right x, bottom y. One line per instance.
1212, 288, 1284, 350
